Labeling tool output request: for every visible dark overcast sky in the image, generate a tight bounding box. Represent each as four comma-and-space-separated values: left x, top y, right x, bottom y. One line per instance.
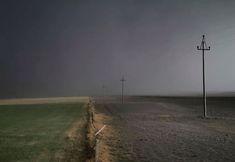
0, 0, 235, 98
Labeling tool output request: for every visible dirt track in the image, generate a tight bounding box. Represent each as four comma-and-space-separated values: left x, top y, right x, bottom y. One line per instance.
94, 97, 235, 162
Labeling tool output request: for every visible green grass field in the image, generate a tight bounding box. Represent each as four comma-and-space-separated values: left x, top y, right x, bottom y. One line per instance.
0, 103, 88, 162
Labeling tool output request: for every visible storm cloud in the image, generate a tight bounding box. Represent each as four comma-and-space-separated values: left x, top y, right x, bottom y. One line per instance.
0, 0, 235, 98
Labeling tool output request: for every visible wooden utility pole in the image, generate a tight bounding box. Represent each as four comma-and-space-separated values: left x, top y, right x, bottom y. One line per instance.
120, 76, 126, 104
197, 35, 211, 118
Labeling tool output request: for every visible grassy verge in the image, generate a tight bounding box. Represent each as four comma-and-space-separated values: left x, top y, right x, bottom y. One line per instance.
0, 103, 88, 162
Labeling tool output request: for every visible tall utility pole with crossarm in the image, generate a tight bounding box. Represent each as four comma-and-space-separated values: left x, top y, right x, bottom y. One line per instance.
120, 76, 126, 104
197, 35, 211, 118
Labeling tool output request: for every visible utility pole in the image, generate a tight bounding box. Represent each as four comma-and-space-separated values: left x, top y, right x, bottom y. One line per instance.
102, 85, 106, 104
197, 35, 211, 118
120, 76, 126, 104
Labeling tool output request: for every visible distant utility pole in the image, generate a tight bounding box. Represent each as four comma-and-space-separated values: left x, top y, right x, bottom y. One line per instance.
102, 85, 106, 104
197, 35, 211, 118
120, 76, 126, 104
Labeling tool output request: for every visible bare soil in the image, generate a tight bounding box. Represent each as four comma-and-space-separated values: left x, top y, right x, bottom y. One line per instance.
94, 97, 235, 162
87, 100, 114, 162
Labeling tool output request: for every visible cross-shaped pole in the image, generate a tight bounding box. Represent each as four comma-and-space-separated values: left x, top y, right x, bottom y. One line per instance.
197, 35, 211, 118
120, 76, 126, 104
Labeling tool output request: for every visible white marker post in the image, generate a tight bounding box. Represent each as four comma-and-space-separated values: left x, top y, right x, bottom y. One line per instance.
95, 125, 106, 162
95, 125, 106, 136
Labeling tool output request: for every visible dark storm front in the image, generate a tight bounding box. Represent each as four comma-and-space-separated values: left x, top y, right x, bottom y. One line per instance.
1, 1, 235, 97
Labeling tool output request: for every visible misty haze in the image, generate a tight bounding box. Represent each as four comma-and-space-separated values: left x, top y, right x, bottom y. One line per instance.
0, 0, 234, 162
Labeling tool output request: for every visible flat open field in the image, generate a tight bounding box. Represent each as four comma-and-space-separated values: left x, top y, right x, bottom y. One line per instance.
0, 96, 89, 105
0, 102, 88, 162
95, 97, 235, 162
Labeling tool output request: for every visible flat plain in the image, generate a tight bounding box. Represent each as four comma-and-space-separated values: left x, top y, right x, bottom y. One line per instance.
95, 97, 235, 162
0, 102, 88, 162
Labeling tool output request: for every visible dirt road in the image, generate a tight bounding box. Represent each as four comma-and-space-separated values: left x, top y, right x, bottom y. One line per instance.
94, 97, 235, 162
